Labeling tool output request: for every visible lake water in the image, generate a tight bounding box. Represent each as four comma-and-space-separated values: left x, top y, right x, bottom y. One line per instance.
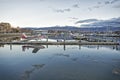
0, 44, 120, 80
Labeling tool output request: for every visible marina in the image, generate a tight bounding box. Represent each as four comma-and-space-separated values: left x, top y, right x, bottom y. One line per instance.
0, 20, 120, 80
0, 32, 120, 45
0, 0, 120, 79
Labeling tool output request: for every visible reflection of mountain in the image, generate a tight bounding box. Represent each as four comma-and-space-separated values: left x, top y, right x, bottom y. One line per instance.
55, 53, 70, 57
54, 53, 78, 62
32, 64, 45, 70
22, 45, 45, 53
21, 64, 45, 80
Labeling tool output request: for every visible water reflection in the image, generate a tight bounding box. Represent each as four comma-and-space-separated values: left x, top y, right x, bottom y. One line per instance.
71, 57, 78, 61
0, 44, 4, 47
82, 45, 120, 51
10, 44, 12, 50
22, 45, 45, 53
64, 44, 66, 51
21, 64, 45, 80
0, 45, 120, 80
112, 68, 120, 76
79, 45, 81, 50
76, 45, 120, 51
54, 53, 79, 62
55, 53, 70, 57
1, 44, 120, 52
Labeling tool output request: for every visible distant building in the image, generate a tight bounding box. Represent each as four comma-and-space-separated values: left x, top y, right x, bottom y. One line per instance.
33, 30, 48, 35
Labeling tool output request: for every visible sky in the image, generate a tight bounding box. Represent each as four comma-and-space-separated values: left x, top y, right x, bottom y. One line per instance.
0, 0, 120, 27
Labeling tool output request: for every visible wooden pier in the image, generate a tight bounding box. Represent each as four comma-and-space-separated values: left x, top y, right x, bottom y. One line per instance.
0, 41, 119, 45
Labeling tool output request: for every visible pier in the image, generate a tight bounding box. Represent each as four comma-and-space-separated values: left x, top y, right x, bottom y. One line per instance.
0, 41, 119, 45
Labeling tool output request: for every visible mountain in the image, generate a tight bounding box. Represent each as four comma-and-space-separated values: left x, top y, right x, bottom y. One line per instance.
23, 26, 79, 31
22, 17, 120, 32
22, 26, 120, 32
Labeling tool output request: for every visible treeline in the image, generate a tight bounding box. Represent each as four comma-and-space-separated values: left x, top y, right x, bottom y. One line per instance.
0, 22, 32, 33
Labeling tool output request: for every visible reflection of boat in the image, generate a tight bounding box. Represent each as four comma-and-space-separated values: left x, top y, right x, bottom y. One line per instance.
21, 64, 45, 80
22, 45, 45, 53
0, 44, 4, 47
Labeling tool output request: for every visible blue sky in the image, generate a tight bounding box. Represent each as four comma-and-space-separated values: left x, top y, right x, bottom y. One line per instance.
0, 0, 120, 27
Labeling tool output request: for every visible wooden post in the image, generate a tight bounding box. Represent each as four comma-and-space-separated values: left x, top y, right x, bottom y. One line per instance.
46, 36, 48, 42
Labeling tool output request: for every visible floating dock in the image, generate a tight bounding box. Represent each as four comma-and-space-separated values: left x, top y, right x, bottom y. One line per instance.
0, 41, 119, 45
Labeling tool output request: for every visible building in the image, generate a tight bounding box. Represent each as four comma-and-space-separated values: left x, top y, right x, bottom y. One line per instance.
33, 30, 48, 35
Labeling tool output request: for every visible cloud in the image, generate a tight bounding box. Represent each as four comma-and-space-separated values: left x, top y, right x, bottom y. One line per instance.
88, 7, 92, 11
53, 4, 79, 13
54, 8, 71, 13
0, 0, 45, 3
80, 17, 120, 28
104, 1, 110, 4
72, 4, 79, 8
93, 5, 100, 8
54, 9, 64, 13
64, 8, 71, 11
113, 5, 120, 8
39, 0, 45, 1
69, 17, 79, 20
88, 0, 120, 11
111, 0, 120, 4
97, 2, 102, 4
88, 3, 101, 11
104, 0, 120, 5
75, 19, 99, 24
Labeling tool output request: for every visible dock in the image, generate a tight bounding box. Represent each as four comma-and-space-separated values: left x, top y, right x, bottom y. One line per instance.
0, 41, 119, 45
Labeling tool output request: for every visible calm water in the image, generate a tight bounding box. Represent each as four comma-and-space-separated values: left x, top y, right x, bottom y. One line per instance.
0, 45, 120, 80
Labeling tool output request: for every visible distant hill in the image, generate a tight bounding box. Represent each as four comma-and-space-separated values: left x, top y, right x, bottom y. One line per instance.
22, 26, 120, 32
